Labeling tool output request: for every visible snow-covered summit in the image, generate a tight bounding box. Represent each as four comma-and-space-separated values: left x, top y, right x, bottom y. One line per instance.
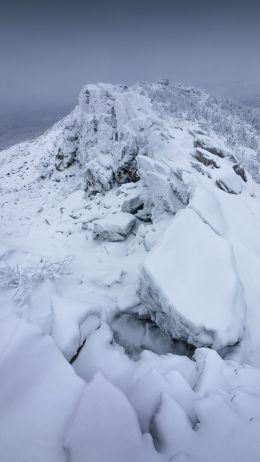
1, 81, 260, 461
1, 79, 260, 358
3, 79, 259, 192
1, 78, 260, 355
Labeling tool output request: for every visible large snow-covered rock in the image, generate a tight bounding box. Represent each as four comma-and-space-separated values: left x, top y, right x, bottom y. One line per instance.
139, 207, 246, 349
194, 134, 238, 162
93, 212, 136, 241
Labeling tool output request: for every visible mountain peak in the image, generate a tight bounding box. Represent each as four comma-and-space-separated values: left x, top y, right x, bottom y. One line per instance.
1, 80, 260, 462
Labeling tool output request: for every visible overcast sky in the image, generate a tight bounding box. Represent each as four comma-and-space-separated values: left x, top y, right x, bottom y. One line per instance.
1, 0, 260, 116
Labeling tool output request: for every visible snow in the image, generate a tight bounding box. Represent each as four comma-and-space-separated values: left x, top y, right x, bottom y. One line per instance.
194, 134, 238, 161
51, 294, 100, 360
1, 79, 260, 461
121, 191, 144, 213
139, 207, 245, 349
72, 321, 260, 462
216, 166, 244, 194
189, 181, 260, 364
92, 212, 136, 241
64, 373, 162, 462
0, 317, 84, 462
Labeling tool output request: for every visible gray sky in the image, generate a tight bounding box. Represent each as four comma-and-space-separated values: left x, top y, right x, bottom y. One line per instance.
1, 0, 260, 116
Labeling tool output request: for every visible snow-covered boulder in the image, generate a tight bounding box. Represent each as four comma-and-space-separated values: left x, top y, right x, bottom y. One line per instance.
93, 212, 136, 241
193, 148, 220, 169
138, 156, 191, 214
121, 192, 144, 214
194, 135, 238, 162
138, 208, 245, 349
233, 163, 247, 182
216, 166, 244, 194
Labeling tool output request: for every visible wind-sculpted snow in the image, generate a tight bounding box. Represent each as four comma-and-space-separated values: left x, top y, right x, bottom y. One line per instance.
1, 80, 260, 461
0, 318, 162, 462
138, 208, 246, 349
3, 317, 260, 462
72, 323, 260, 462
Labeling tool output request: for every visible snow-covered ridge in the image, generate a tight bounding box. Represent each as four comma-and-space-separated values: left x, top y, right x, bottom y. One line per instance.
1, 80, 260, 461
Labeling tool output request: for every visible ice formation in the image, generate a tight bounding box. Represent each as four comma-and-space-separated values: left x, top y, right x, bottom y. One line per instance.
1, 80, 260, 461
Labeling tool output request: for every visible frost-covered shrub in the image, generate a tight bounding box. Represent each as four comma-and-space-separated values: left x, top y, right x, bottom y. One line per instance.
142, 81, 260, 181
0, 257, 74, 306
147, 82, 260, 147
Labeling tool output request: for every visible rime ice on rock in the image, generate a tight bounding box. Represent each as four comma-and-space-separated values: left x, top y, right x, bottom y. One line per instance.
93, 212, 136, 241
139, 208, 246, 349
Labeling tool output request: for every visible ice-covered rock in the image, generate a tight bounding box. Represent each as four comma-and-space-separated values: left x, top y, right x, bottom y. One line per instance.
93, 212, 136, 241
215, 166, 243, 194
233, 163, 247, 182
193, 148, 220, 169
121, 192, 144, 214
1, 79, 260, 462
194, 135, 238, 162
138, 156, 191, 214
138, 208, 246, 349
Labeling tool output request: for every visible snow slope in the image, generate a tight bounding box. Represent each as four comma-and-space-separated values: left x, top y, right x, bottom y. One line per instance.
1, 80, 260, 461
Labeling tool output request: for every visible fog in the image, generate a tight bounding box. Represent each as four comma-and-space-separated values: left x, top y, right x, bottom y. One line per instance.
1, 0, 260, 120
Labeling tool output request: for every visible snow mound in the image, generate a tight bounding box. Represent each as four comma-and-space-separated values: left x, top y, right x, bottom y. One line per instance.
64, 372, 162, 462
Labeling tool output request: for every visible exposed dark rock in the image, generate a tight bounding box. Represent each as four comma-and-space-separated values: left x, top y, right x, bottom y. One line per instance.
114, 158, 140, 185
55, 148, 77, 171
194, 138, 237, 163
233, 164, 247, 182
111, 106, 117, 130
85, 167, 113, 195
216, 179, 237, 194
193, 148, 219, 168
92, 117, 98, 133
194, 139, 225, 158
110, 311, 195, 360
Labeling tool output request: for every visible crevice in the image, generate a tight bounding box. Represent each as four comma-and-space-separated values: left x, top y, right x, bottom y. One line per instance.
70, 339, 86, 365
110, 311, 195, 360
189, 205, 223, 238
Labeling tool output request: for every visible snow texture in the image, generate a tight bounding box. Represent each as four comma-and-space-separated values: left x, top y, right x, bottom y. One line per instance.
139, 208, 246, 349
92, 212, 136, 241
1, 80, 260, 461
